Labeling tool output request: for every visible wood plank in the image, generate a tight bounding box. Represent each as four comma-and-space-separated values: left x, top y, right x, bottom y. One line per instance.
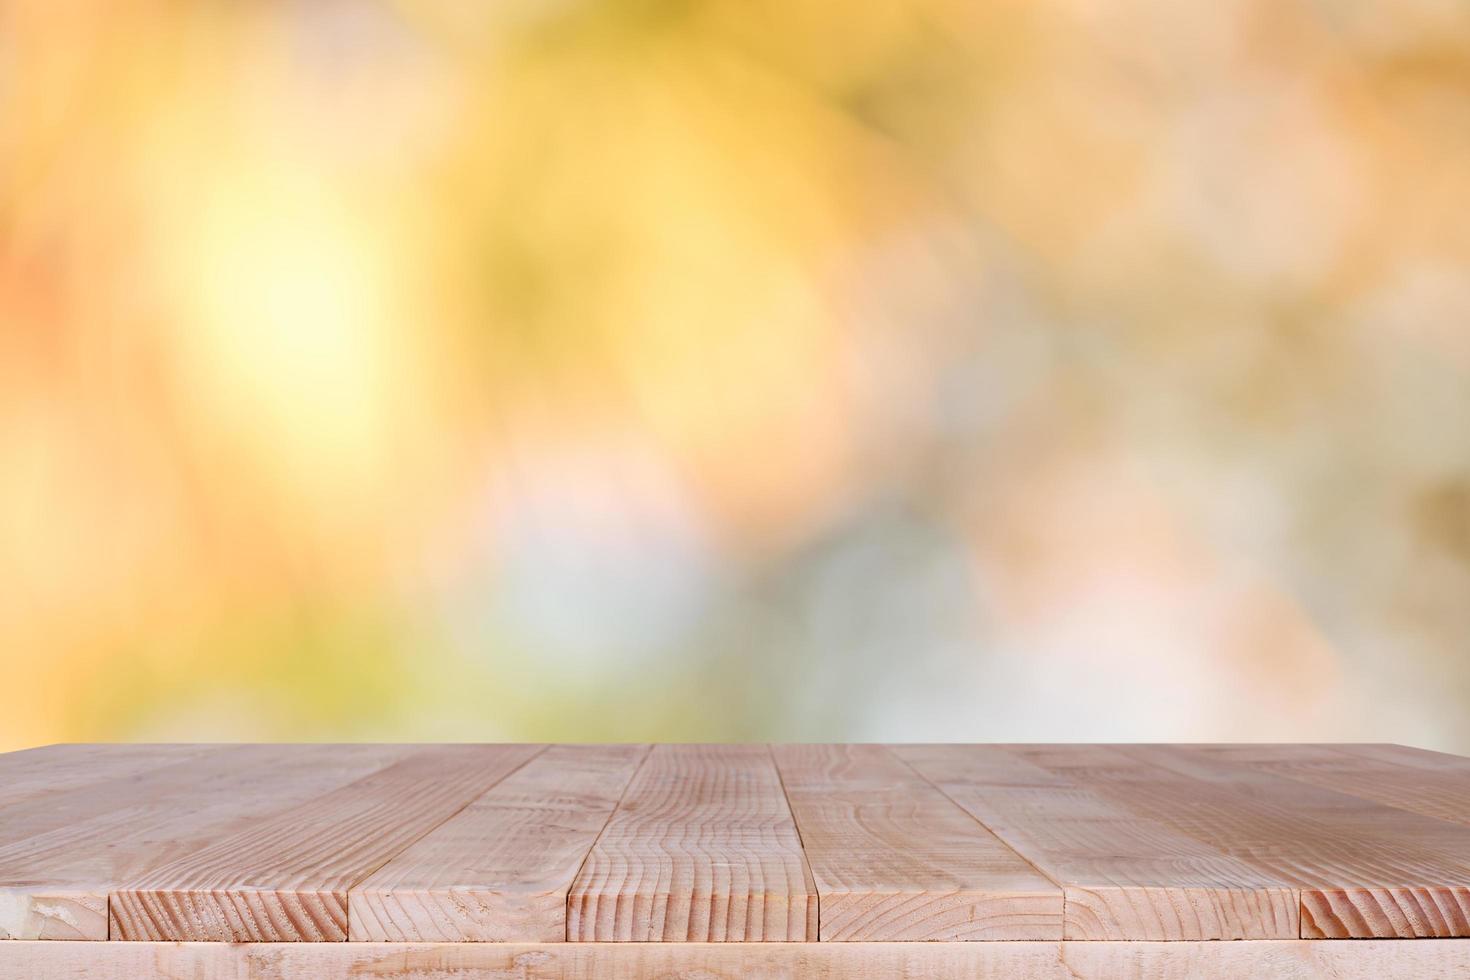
566, 744, 817, 941
9, 940, 1470, 980
110, 744, 544, 942
0, 744, 415, 940
349, 744, 648, 941
893, 744, 1298, 940
1022, 745, 1470, 939
10, 740, 1470, 954
1185, 744, 1470, 828
0, 744, 216, 811
772, 744, 1061, 940
1345, 742, 1470, 773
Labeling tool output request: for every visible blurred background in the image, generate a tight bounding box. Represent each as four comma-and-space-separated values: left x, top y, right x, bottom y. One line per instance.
2, 0, 1469, 753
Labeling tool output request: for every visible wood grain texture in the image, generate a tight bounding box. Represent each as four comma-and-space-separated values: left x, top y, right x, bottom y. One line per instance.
1344, 742, 1470, 773
10, 741, 1470, 954
0, 744, 215, 812
9, 940, 1470, 980
1189, 744, 1470, 829
773, 744, 1061, 940
566, 744, 817, 942
0, 745, 411, 940
349, 744, 648, 941
894, 745, 1299, 940
109, 744, 543, 942
1027, 745, 1470, 939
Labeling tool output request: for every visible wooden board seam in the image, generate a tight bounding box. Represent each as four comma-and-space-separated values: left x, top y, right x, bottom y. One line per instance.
12, 743, 1470, 946
883, 744, 1067, 893
338, 744, 553, 915
338, 745, 549, 940
565, 744, 818, 941
1108, 745, 1470, 941
1284, 750, 1415, 944
883, 745, 1074, 941
1295, 744, 1469, 826
767, 743, 821, 937
109, 745, 548, 941
562, 744, 654, 941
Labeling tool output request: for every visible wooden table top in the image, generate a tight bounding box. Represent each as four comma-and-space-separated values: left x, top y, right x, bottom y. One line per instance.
4, 742, 1470, 978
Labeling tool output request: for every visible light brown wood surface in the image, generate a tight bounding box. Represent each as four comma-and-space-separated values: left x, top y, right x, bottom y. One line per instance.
0, 744, 414, 940
110, 744, 543, 941
349, 744, 647, 941
0, 744, 214, 812
894, 744, 1299, 940
1189, 743, 1470, 828
772, 744, 1060, 940
6, 940, 1470, 980
5, 741, 1470, 977
566, 744, 818, 941
1346, 742, 1470, 773
1025, 745, 1470, 939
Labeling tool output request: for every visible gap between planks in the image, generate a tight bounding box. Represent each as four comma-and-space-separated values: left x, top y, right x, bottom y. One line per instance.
774, 744, 1061, 940
109, 745, 549, 941
342, 743, 559, 941
766, 744, 821, 942
893, 744, 1300, 940
565, 744, 820, 941
0, 744, 427, 940
8, 743, 1470, 944
348, 744, 651, 941
882, 744, 1070, 937
560, 744, 654, 942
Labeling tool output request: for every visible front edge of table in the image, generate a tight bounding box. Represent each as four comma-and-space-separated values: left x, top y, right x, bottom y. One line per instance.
5, 940, 1470, 980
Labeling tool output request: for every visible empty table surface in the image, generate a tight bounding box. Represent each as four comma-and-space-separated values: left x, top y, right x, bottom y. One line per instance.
3, 742, 1470, 978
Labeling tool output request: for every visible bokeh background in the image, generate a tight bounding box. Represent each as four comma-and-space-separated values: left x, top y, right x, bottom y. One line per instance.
3, 0, 1469, 753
